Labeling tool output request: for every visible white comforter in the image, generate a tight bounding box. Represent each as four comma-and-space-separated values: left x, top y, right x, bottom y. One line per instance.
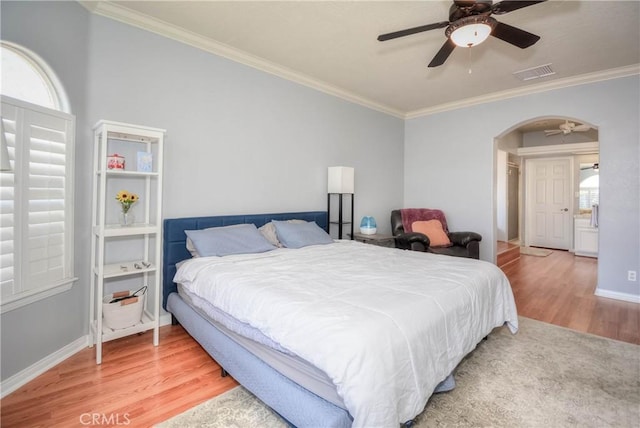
174, 241, 518, 428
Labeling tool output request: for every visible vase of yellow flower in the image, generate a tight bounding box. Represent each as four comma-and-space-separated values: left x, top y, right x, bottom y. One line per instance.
116, 190, 139, 226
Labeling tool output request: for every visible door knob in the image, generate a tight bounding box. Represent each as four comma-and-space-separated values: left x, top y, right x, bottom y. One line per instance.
562, 208, 568, 212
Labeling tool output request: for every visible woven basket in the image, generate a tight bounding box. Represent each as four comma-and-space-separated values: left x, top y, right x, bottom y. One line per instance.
102, 289, 146, 329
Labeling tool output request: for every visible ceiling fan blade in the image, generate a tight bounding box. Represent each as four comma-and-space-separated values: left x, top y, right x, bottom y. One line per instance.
544, 130, 562, 136
377, 21, 449, 42
573, 124, 591, 132
491, 0, 547, 15
428, 38, 456, 68
491, 21, 540, 49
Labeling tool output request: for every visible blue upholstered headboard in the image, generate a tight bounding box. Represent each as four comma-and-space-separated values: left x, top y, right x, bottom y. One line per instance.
162, 211, 328, 310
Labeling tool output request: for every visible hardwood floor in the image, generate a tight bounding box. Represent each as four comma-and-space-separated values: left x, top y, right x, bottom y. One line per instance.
2, 250, 638, 427
0, 327, 238, 428
501, 249, 640, 345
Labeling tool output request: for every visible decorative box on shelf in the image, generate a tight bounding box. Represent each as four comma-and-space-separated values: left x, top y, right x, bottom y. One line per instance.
107, 153, 125, 170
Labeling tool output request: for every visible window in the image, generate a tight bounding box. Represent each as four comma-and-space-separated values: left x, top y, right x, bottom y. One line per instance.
579, 175, 599, 210
0, 41, 76, 313
1, 41, 70, 112
578, 163, 599, 211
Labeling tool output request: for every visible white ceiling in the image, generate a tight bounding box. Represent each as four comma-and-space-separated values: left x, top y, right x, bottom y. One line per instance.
84, 1, 640, 118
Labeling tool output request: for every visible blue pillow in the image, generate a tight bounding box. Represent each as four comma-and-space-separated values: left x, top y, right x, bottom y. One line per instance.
273, 220, 333, 249
185, 224, 276, 257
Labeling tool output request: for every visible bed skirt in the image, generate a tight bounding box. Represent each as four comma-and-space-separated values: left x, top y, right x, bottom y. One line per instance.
167, 292, 353, 428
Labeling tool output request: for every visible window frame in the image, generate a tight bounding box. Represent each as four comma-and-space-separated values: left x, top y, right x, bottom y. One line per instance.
1, 42, 76, 313
1, 40, 71, 114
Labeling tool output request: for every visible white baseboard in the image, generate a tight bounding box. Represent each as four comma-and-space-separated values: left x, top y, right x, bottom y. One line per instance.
1, 335, 89, 398
160, 312, 172, 326
594, 288, 640, 304
2, 316, 174, 398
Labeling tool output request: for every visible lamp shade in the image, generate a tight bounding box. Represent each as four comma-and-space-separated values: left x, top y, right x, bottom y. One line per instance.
328, 166, 354, 194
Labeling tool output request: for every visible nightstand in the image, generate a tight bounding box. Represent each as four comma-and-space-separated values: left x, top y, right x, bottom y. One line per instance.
352, 232, 396, 248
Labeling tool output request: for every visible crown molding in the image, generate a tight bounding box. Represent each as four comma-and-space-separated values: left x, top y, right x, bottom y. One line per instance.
80, 1, 405, 119
405, 64, 640, 119
77, 1, 98, 13
79, 1, 638, 121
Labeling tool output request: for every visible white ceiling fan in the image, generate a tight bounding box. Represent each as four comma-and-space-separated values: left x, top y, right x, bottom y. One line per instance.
544, 120, 591, 136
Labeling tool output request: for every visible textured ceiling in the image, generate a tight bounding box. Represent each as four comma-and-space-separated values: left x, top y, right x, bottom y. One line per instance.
87, 1, 640, 117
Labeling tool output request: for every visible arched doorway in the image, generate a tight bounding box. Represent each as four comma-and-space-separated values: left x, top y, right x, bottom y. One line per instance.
494, 116, 599, 266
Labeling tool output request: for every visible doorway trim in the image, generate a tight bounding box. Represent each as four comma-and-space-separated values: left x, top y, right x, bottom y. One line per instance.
492, 116, 598, 265
517, 141, 598, 157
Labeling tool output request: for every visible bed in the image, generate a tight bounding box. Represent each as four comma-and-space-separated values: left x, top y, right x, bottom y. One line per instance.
163, 211, 518, 428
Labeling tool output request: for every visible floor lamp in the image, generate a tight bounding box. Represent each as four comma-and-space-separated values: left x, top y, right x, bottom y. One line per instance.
327, 166, 354, 239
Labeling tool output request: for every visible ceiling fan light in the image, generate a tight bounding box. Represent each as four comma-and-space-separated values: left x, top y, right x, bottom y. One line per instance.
446, 16, 496, 48
451, 23, 491, 47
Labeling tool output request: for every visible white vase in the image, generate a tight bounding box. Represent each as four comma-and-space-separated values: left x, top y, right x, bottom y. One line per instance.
119, 210, 135, 226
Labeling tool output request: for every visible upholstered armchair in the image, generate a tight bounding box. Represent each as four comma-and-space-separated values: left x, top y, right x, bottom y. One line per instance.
391, 209, 482, 259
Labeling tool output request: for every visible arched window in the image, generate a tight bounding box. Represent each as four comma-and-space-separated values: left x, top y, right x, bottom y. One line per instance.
1, 41, 70, 113
1, 41, 76, 312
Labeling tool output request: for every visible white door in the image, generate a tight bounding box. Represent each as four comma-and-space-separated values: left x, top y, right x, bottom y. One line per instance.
525, 157, 573, 249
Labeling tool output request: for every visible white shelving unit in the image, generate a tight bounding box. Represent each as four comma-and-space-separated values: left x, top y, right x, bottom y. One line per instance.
90, 120, 165, 364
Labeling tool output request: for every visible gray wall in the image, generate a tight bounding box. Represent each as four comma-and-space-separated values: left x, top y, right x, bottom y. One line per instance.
86, 15, 404, 225
1, 1, 404, 380
1, 1, 91, 382
405, 76, 640, 298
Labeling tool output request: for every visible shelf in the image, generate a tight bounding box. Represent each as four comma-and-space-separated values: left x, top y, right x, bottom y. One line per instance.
90, 120, 164, 364
94, 261, 157, 279
98, 170, 159, 177
90, 311, 156, 343
93, 223, 159, 237
105, 132, 159, 144
327, 192, 354, 240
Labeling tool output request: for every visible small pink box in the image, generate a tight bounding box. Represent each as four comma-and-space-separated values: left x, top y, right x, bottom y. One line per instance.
107, 154, 125, 170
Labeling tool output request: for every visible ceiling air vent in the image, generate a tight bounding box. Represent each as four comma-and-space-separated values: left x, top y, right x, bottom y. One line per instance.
513, 63, 555, 81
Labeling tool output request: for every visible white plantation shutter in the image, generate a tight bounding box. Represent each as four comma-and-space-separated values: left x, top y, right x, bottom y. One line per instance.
0, 106, 18, 298
1, 96, 76, 311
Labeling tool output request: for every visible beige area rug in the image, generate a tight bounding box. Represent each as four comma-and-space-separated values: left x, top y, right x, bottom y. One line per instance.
520, 246, 553, 257
156, 318, 639, 428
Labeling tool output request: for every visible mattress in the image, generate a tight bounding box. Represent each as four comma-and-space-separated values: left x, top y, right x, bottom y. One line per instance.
178, 284, 346, 409
174, 241, 518, 427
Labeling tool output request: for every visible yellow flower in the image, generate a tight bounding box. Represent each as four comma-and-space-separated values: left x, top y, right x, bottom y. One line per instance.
115, 190, 139, 213
116, 190, 130, 202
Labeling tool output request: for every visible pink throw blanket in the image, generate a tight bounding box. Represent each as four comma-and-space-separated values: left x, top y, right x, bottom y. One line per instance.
400, 208, 449, 234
